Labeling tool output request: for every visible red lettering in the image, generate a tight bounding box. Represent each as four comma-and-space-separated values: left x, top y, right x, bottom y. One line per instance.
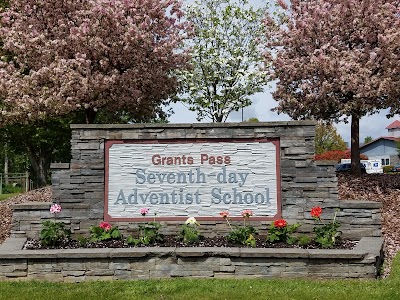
152, 154, 195, 165
200, 154, 208, 164
200, 154, 231, 165
224, 156, 231, 164
152, 154, 161, 165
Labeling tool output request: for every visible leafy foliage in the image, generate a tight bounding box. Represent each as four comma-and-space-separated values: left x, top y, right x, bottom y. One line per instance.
383, 165, 393, 173
315, 122, 347, 155
89, 224, 122, 243
227, 225, 257, 246
313, 221, 341, 248
127, 222, 164, 246
179, 224, 201, 244
311, 207, 342, 248
176, 0, 270, 122
364, 136, 373, 145
40, 221, 71, 247
267, 220, 301, 244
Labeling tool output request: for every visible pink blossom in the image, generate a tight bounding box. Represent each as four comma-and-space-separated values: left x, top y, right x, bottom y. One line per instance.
277, 0, 288, 10
49, 204, 62, 214
266, 0, 400, 170
241, 209, 253, 218
220, 211, 230, 219
0, 0, 190, 124
139, 207, 149, 216
99, 221, 112, 232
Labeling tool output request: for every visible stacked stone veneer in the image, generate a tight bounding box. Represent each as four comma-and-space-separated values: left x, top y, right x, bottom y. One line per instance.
0, 237, 384, 281
11, 122, 382, 239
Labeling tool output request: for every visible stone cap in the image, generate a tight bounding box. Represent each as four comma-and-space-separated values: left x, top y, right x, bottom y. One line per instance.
0, 237, 383, 261
70, 120, 316, 130
11, 202, 51, 210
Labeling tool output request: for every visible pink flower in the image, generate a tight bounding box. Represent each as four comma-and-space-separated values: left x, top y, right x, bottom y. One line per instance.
220, 211, 230, 219
99, 221, 112, 232
49, 204, 62, 214
139, 207, 149, 216
241, 209, 253, 218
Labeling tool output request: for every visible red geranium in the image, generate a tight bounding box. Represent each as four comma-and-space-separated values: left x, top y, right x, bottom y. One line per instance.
311, 206, 323, 218
274, 219, 287, 228
99, 221, 112, 232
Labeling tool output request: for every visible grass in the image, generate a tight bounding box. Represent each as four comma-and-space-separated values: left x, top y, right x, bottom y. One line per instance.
0, 193, 20, 201
1, 255, 400, 300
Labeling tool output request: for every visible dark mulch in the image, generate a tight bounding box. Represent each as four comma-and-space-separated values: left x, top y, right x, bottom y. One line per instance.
24, 236, 357, 250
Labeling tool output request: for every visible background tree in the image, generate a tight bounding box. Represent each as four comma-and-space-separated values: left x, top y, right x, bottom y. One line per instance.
0, 0, 189, 124
267, 0, 400, 175
363, 136, 373, 145
315, 121, 347, 155
176, 0, 269, 122
0, 108, 168, 188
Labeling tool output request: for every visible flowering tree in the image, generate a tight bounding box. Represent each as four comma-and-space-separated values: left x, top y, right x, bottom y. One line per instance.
267, 0, 400, 175
176, 0, 269, 122
0, 0, 189, 124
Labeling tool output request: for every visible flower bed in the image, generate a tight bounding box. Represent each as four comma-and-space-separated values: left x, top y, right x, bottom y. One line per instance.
35, 205, 347, 251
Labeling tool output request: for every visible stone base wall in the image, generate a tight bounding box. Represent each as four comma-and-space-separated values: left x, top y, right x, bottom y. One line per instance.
9, 122, 382, 239
0, 237, 384, 281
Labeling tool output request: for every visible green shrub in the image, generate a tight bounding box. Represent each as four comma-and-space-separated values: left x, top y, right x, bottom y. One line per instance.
127, 222, 164, 246
178, 217, 201, 244
297, 234, 312, 247
227, 225, 257, 247
2, 184, 23, 194
40, 221, 71, 247
383, 165, 393, 173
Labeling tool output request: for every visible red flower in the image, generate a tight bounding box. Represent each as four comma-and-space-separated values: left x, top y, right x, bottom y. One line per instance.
99, 221, 112, 232
311, 206, 323, 218
274, 219, 287, 228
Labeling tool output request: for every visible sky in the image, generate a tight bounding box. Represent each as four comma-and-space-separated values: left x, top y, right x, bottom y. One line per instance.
167, 86, 398, 146
166, 0, 399, 145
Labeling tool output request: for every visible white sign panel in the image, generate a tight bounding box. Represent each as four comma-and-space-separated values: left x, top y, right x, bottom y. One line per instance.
105, 140, 281, 221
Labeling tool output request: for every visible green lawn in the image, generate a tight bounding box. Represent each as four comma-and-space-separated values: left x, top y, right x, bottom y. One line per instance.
0, 193, 20, 201
0, 255, 400, 300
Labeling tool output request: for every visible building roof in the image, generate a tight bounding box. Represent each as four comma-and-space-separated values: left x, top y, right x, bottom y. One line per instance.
386, 120, 400, 129
360, 136, 400, 149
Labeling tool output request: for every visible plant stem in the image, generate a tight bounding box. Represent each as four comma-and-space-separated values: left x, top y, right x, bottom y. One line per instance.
226, 218, 233, 231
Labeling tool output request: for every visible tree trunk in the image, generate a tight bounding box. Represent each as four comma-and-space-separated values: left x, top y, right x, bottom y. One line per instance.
26, 146, 47, 187
350, 113, 361, 176
4, 144, 8, 185
85, 108, 97, 124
